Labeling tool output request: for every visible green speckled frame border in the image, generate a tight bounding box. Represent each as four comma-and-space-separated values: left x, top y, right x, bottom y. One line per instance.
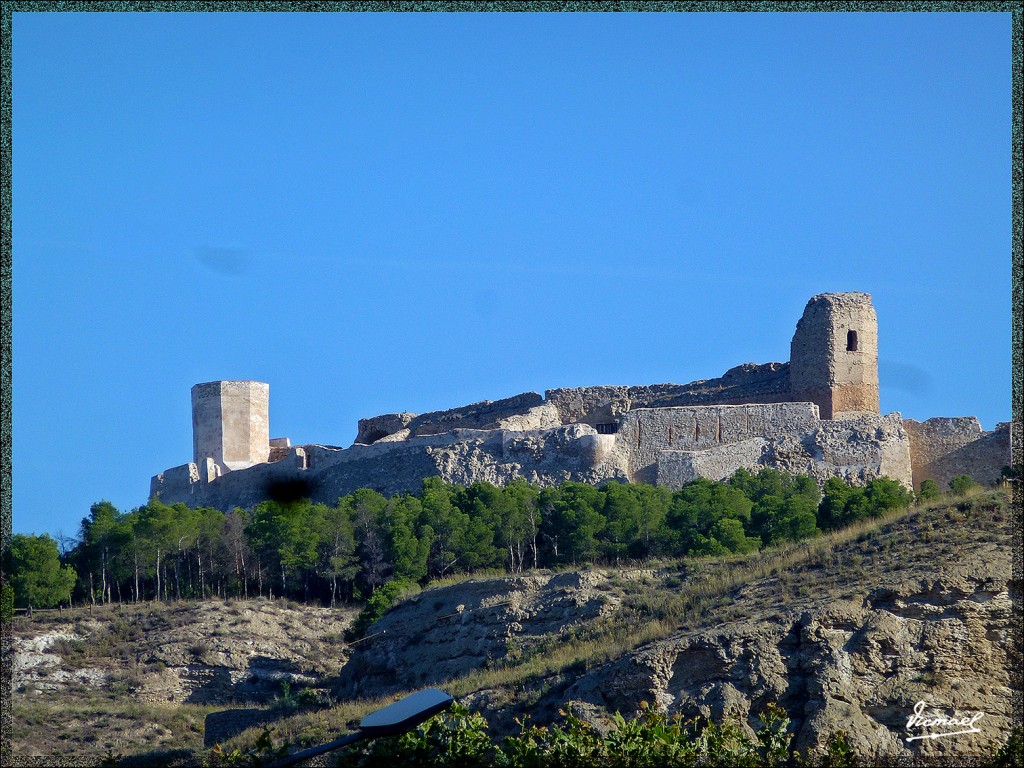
0, 3, 1020, 766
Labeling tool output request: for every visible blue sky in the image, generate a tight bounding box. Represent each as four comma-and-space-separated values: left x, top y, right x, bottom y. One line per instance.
12, 11, 1012, 538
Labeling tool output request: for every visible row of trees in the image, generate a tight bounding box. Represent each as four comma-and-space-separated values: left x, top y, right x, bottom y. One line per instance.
12, 469, 939, 610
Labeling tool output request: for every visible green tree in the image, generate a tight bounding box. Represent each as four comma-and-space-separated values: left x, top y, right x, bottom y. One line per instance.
600, 482, 643, 564
628, 483, 671, 559
350, 488, 391, 592
77, 501, 123, 604
135, 498, 182, 601
917, 478, 941, 502
247, 499, 322, 600
10, 534, 77, 610
709, 517, 761, 554
419, 478, 471, 578
949, 474, 980, 496
317, 501, 359, 606
386, 495, 429, 583
348, 579, 413, 641
865, 477, 914, 515
733, 469, 820, 545
453, 482, 505, 571
502, 479, 541, 571
541, 482, 605, 564
667, 478, 753, 555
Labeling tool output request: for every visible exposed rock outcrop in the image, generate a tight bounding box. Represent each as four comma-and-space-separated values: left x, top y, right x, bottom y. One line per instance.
335, 570, 654, 699
12, 599, 356, 705
336, 491, 1017, 764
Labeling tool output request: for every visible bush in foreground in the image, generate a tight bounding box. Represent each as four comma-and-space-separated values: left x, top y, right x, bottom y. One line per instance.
208, 703, 1022, 767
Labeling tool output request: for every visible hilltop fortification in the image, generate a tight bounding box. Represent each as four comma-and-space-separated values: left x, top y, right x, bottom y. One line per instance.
150, 292, 1010, 510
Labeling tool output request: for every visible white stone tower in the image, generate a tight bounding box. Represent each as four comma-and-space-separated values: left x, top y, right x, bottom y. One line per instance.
191, 381, 270, 472
789, 292, 880, 420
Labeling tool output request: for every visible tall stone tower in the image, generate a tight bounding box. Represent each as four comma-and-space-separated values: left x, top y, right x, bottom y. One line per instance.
789, 293, 880, 419
192, 381, 270, 472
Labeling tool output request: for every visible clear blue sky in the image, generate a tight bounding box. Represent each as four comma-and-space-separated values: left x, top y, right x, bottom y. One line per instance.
12, 11, 1012, 539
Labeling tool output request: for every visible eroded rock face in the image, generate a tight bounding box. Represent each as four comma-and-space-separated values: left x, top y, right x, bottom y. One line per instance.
12, 600, 357, 705
561, 570, 1017, 762
335, 570, 653, 699
331, 493, 1015, 764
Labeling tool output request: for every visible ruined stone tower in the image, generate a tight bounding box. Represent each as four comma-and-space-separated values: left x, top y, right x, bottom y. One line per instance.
789, 292, 880, 419
191, 381, 270, 472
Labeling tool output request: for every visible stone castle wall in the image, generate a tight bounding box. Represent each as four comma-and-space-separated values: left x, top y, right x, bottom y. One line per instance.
544, 363, 793, 428
903, 418, 1011, 490
152, 404, 915, 512
608, 403, 821, 484
355, 392, 545, 444
150, 292, 1001, 512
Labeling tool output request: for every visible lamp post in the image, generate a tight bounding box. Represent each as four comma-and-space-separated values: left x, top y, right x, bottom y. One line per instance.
268, 688, 454, 767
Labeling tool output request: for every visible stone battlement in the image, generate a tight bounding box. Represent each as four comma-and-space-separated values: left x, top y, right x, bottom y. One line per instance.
148, 292, 1008, 510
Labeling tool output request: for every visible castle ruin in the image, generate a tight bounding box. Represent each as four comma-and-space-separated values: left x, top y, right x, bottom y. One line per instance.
150, 292, 1010, 511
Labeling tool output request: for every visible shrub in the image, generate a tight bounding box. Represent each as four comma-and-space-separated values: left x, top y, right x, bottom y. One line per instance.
347, 579, 414, 641
949, 474, 981, 496
916, 479, 940, 502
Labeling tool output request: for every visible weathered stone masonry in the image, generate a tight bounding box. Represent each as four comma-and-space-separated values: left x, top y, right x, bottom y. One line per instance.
150, 292, 1009, 511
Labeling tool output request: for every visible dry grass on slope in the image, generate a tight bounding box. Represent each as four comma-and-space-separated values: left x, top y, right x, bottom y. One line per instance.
218, 487, 1013, 760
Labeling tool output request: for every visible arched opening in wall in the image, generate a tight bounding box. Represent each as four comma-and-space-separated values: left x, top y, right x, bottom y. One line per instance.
847, 330, 859, 352
363, 429, 390, 444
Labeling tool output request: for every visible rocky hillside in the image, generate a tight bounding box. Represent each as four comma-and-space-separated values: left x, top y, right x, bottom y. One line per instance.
9, 599, 358, 763
8, 488, 1018, 766
337, 487, 1018, 764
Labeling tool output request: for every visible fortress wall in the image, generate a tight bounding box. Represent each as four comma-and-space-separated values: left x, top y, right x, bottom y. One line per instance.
544, 364, 793, 428
544, 386, 632, 426
903, 418, 1011, 490
156, 426, 624, 511
657, 439, 769, 487
150, 462, 200, 500
356, 412, 417, 444
629, 364, 792, 409
153, 408, 916, 511
495, 402, 563, 432
356, 392, 544, 444
613, 403, 821, 484
812, 412, 913, 487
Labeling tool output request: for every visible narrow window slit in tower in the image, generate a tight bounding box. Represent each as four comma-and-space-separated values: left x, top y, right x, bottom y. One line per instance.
717, 416, 723, 443
847, 330, 859, 352
694, 420, 700, 441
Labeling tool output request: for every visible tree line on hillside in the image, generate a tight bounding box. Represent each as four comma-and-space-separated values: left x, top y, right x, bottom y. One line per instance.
8, 470, 988, 611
